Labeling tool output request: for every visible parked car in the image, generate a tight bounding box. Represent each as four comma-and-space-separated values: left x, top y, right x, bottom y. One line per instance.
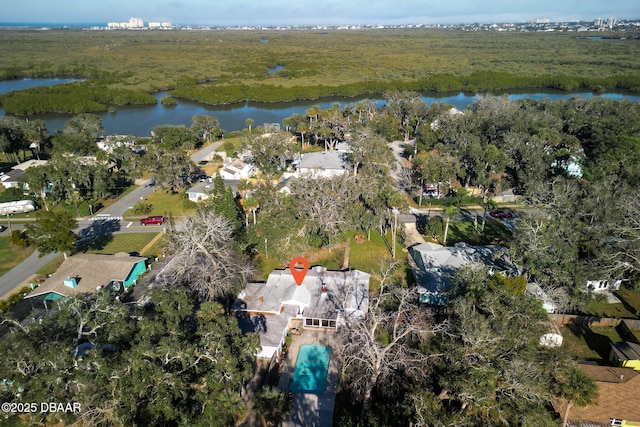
490, 210, 513, 219
0, 225, 7, 232
140, 216, 165, 225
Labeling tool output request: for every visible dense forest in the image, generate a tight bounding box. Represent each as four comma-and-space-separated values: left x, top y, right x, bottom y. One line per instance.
1, 28, 639, 113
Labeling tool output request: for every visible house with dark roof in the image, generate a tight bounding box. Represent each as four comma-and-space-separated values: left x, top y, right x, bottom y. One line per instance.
561, 364, 640, 427
234, 266, 370, 359
611, 341, 640, 371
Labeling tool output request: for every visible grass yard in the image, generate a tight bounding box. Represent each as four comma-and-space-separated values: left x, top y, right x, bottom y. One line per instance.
581, 286, 640, 319
560, 324, 623, 361
0, 237, 35, 277
445, 217, 512, 246
80, 232, 164, 257
251, 229, 406, 292
123, 189, 197, 218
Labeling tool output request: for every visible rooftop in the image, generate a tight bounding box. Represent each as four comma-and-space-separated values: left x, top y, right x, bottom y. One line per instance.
28, 253, 147, 299
298, 151, 348, 171
565, 364, 640, 425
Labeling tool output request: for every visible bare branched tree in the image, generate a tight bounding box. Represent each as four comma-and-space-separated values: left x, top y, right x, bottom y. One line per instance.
161, 211, 253, 301
336, 261, 444, 415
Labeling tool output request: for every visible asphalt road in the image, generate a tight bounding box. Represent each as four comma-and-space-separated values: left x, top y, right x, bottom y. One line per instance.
0, 140, 224, 299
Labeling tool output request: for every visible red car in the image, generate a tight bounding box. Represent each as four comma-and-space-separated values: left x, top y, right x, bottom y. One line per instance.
490, 210, 513, 219
140, 216, 165, 225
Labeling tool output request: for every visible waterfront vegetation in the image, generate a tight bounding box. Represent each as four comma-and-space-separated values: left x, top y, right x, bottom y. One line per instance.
1, 29, 639, 113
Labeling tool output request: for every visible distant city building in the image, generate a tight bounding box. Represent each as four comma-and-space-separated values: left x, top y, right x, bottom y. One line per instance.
107, 17, 149, 29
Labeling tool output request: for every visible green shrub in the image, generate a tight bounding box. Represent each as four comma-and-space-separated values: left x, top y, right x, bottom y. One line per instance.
9, 229, 28, 248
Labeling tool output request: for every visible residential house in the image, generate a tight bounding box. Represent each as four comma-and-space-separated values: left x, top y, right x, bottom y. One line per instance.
234, 266, 370, 360
561, 364, 640, 427
611, 341, 640, 371
0, 159, 48, 190
586, 279, 626, 293
295, 151, 349, 178
218, 158, 254, 181
26, 253, 147, 302
186, 180, 214, 202
409, 242, 518, 305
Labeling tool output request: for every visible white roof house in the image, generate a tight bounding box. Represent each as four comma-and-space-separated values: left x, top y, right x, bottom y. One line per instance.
218, 159, 254, 180
234, 266, 370, 359
295, 151, 349, 178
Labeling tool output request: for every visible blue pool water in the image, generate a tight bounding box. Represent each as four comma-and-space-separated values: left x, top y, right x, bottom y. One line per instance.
289, 344, 331, 394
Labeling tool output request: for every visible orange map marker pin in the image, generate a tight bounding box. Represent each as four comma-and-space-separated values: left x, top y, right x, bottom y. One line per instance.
289, 257, 309, 286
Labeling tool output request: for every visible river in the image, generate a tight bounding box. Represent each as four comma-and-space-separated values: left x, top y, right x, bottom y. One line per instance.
1, 79, 639, 137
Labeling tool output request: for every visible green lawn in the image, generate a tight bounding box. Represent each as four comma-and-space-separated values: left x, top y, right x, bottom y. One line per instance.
252, 229, 405, 292
561, 324, 623, 361
0, 237, 35, 277
581, 286, 640, 319
123, 189, 197, 218
445, 218, 512, 246
79, 232, 163, 257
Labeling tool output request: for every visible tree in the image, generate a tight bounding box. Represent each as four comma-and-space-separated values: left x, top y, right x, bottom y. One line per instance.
0, 288, 259, 427
151, 124, 200, 150
132, 201, 153, 215
386, 192, 405, 259
337, 262, 443, 417
241, 129, 295, 178
162, 211, 252, 302
442, 205, 459, 245
557, 366, 598, 427
242, 195, 259, 226
254, 386, 293, 427
25, 210, 77, 259
190, 114, 221, 142
433, 272, 565, 425
245, 117, 254, 133
348, 126, 395, 177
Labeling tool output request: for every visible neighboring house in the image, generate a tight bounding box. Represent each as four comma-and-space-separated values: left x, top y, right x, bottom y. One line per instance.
0, 169, 25, 189
0, 159, 48, 189
552, 155, 583, 178
586, 279, 625, 293
561, 364, 640, 427
611, 341, 640, 371
295, 151, 349, 178
218, 159, 254, 180
234, 266, 370, 360
26, 253, 147, 301
409, 242, 518, 305
186, 181, 214, 202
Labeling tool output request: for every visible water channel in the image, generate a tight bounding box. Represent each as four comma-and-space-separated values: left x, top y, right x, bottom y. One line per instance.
1, 79, 639, 137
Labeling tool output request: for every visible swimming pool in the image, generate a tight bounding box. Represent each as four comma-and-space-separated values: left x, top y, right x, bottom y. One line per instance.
289, 344, 332, 394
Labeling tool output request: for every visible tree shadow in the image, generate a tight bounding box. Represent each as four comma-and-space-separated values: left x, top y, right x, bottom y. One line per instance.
566, 323, 615, 362
75, 219, 121, 252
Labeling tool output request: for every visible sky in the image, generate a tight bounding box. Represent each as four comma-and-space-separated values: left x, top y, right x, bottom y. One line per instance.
3, 0, 638, 26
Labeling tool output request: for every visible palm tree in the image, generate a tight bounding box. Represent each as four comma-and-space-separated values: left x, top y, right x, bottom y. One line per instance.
245, 118, 254, 133
558, 367, 598, 427
387, 193, 405, 259
442, 205, 459, 245
133, 201, 153, 215
242, 196, 259, 226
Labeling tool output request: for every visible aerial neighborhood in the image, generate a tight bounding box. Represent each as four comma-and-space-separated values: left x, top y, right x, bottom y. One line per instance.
1, 10, 640, 427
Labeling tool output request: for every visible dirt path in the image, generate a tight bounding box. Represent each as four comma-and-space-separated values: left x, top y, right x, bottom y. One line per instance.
139, 231, 165, 256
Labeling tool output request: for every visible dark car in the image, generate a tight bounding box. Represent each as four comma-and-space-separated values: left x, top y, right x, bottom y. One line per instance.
140, 216, 165, 225
0, 225, 6, 232
490, 210, 513, 219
